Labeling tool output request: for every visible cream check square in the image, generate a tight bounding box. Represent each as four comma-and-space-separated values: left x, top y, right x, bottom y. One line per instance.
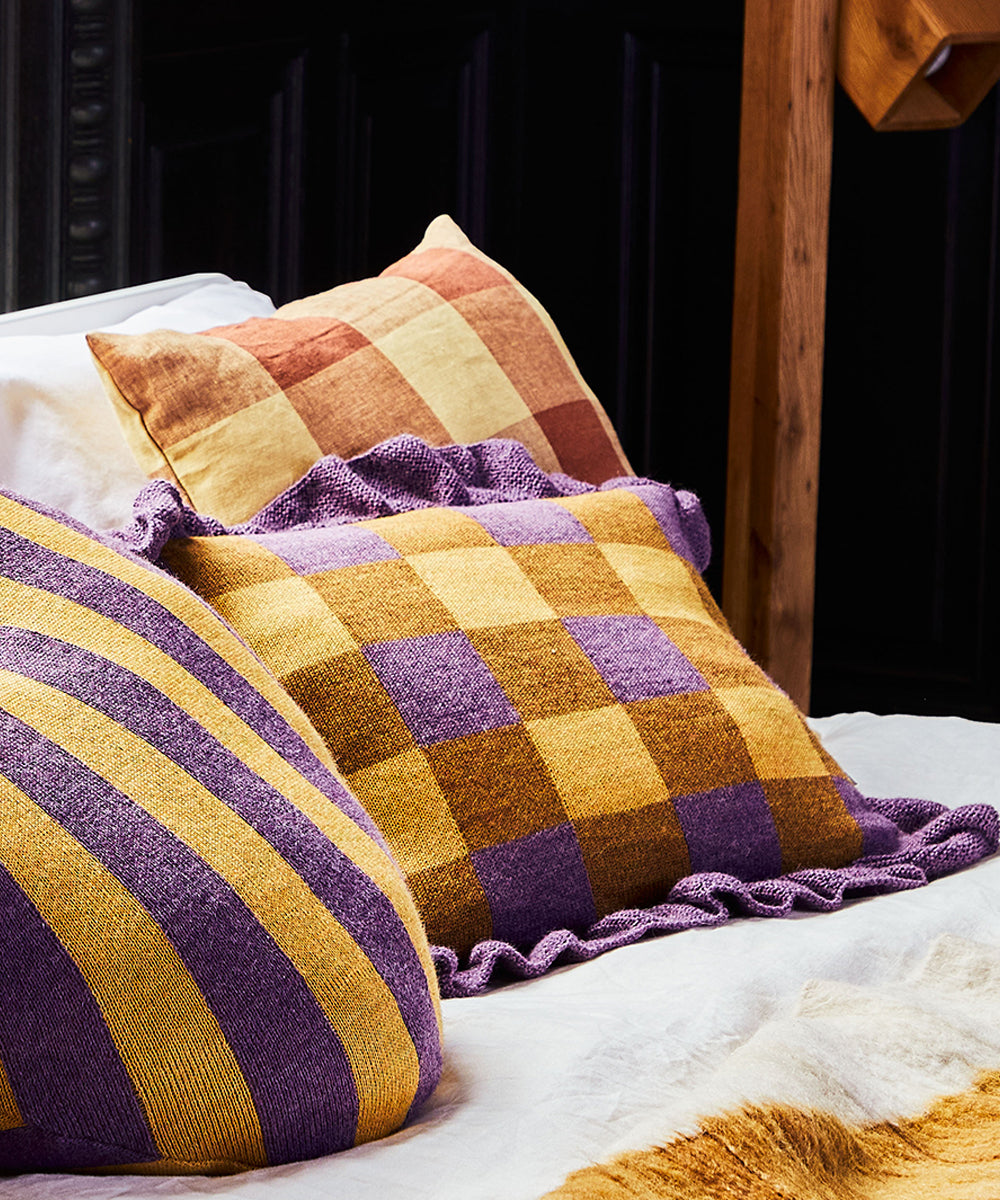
211, 577, 356, 675
406, 546, 557, 629
715, 686, 828, 779
279, 273, 441, 335
169, 392, 322, 523
525, 706, 669, 820
374, 303, 534, 442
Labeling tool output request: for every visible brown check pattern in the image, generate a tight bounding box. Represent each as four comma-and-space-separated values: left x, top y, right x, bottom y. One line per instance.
87, 215, 632, 524
160, 485, 873, 959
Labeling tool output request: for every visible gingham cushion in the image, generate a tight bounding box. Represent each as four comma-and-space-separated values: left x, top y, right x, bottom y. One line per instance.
157, 484, 894, 961
86, 216, 632, 524
0, 491, 441, 1174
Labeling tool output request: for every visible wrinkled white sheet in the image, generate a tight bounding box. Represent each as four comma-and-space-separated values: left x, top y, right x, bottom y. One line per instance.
7, 712, 1000, 1200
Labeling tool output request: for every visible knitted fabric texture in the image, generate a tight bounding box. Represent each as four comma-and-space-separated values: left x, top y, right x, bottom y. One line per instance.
0, 489, 442, 1173
108, 435, 652, 557
121, 442, 998, 995
87, 214, 632, 524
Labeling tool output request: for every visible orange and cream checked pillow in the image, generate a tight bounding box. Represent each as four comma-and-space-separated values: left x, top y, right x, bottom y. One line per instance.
87, 217, 632, 524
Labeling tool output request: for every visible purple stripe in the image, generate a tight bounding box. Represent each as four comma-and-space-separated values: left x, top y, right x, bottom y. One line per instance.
0, 705, 360, 1164
0, 526, 382, 843
0, 1124, 155, 1172
0, 628, 441, 1114
0, 861, 158, 1169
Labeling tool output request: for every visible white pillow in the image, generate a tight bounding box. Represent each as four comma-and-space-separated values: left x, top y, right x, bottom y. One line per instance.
0, 278, 275, 529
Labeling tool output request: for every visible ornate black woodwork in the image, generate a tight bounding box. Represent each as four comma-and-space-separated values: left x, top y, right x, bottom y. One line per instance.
1, 0, 132, 309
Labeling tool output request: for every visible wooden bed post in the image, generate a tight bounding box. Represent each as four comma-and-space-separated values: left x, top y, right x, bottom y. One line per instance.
723, 0, 838, 712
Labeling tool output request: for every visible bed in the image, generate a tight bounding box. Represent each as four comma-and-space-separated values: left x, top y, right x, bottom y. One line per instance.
3, 2, 1000, 1197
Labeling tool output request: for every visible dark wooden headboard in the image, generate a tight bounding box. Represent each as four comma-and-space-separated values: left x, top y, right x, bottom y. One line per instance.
3, 0, 1000, 720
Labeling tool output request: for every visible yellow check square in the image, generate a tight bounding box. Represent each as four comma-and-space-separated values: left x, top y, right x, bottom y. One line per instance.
716, 686, 827, 779
407, 546, 556, 629
375, 302, 533, 441
525, 706, 669, 820
211, 577, 356, 676
599, 543, 715, 625
347, 750, 468, 875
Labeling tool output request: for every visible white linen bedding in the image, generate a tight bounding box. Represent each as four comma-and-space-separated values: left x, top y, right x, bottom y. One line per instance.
5, 711, 998, 1200
2, 279, 998, 1198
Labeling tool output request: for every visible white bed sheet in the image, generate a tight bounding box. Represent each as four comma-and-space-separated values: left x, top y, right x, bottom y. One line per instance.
6, 711, 998, 1200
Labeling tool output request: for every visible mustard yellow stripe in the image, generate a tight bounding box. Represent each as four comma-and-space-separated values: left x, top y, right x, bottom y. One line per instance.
0, 667, 421, 1142
0, 1054, 22, 1132
0, 568, 441, 1030
99, 1155, 253, 1177
0, 769, 265, 1166
0, 494, 335, 770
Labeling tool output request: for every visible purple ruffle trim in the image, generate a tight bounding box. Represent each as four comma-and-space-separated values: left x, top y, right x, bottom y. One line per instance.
432, 797, 999, 997
107, 435, 711, 573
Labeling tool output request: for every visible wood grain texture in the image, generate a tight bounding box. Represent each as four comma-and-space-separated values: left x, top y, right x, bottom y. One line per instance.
723, 0, 837, 712
839, 0, 1000, 130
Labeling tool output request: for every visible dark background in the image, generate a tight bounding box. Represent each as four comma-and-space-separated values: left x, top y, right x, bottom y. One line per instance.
3, 0, 999, 719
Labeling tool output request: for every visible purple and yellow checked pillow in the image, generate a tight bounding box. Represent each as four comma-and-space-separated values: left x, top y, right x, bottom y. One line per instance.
0, 491, 441, 1174
157, 483, 892, 962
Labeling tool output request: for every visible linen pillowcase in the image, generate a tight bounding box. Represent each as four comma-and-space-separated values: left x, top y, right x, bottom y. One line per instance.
0, 490, 441, 1174
0, 278, 275, 531
86, 215, 633, 524
155, 483, 900, 965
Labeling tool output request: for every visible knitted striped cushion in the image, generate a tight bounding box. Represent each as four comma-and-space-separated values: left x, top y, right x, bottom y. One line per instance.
86, 216, 632, 524
0, 492, 442, 1174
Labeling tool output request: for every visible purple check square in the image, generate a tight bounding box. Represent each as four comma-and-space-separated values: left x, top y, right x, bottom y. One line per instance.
470, 500, 593, 546
364, 631, 520, 746
562, 614, 707, 702
254, 525, 398, 573
672, 782, 782, 880
835, 776, 899, 856
471, 824, 596, 946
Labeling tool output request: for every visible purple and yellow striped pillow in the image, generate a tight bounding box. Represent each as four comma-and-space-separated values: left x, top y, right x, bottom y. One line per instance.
0, 491, 442, 1174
